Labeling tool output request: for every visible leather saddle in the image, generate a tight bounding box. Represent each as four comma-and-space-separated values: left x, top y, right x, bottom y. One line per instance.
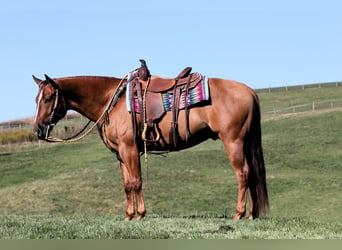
129, 61, 203, 148
144, 67, 201, 92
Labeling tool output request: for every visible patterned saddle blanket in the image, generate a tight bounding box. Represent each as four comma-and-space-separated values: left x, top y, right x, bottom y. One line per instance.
125, 70, 210, 147
126, 74, 209, 113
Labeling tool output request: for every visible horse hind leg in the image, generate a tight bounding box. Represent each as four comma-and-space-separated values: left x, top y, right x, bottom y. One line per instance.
221, 137, 251, 220
221, 132, 269, 220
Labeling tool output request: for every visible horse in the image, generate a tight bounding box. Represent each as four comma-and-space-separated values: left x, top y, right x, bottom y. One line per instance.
32, 71, 269, 221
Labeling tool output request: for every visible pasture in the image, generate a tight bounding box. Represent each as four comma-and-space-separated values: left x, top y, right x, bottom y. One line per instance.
0, 83, 341, 239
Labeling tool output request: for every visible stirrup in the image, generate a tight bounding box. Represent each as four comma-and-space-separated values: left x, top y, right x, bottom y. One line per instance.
141, 123, 160, 143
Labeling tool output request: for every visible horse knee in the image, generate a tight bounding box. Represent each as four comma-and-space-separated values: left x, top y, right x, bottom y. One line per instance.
234, 162, 249, 185
239, 168, 249, 182
124, 177, 142, 192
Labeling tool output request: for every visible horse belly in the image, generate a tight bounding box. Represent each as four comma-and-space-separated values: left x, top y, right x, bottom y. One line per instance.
148, 107, 215, 151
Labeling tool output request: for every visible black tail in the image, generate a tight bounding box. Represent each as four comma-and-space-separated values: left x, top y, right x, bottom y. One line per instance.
244, 93, 269, 218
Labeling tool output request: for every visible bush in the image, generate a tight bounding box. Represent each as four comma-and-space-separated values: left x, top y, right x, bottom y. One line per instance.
0, 130, 36, 144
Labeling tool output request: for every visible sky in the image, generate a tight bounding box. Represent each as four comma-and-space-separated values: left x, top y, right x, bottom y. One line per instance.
0, 0, 341, 122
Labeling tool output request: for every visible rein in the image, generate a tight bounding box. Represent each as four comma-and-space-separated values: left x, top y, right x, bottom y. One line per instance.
44, 67, 150, 186
46, 68, 139, 143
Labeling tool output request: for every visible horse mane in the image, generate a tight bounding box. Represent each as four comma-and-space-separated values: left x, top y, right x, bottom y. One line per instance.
56, 75, 119, 81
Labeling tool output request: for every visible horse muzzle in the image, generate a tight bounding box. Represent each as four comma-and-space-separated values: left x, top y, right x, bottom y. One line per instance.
34, 123, 53, 141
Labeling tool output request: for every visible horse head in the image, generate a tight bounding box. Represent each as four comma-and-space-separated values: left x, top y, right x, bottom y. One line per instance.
32, 74, 67, 140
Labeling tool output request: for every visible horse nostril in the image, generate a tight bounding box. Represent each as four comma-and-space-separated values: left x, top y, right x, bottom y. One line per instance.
34, 125, 44, 139
37, 128, 42, 138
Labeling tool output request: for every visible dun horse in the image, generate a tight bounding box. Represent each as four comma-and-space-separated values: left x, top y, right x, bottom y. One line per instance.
33, 65, 268, 220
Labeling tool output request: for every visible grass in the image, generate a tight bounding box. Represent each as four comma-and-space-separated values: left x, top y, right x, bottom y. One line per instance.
0, 129, 35, 144
258, 86, 342, 112
0, 214, 340, 239
263, 111, 342, 222
0, 85, 341, 238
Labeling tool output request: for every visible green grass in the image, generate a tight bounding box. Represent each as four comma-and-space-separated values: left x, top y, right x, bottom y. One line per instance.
258, 86, 342, 112
0, 214, 340, 239
0, 85, 341, 239
263, 111, 342, 222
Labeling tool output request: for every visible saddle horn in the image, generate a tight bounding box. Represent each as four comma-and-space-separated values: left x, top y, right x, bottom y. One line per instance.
138, 59, 150, 81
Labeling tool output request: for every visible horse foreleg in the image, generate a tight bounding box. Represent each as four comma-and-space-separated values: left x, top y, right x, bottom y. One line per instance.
135, 187, 146, 220
119, 147, 146, 220
120, 162, 136, 220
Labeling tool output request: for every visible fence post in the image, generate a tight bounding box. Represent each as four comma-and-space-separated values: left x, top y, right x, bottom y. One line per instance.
312, 102, 315, 112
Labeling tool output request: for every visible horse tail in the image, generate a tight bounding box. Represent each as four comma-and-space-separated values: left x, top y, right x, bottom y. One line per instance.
244, 92, 269, 218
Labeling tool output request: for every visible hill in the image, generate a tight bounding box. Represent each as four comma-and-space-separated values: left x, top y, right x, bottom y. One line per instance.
1, 82, 341, 141
0, 82, 341, 239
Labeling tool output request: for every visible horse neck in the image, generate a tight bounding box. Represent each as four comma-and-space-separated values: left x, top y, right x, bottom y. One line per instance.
57, 76, 121, 121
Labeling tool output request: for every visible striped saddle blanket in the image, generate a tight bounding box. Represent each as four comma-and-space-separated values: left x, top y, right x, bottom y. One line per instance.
127, 75, 210, 113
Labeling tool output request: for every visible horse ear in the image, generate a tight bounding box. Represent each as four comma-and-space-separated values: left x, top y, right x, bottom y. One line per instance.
32, 75, 42, 85
44, 74, 59, 89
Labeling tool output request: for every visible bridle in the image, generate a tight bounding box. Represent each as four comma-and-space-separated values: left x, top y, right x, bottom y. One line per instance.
41, 68, 139, 143
45, 86, 60, 140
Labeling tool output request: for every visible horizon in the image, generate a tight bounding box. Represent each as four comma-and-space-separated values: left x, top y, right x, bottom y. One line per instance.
1, 80, 340, 124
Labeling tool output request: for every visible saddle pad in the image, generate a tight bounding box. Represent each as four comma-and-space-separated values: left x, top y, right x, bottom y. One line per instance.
162, 75, 209, 111
126, 75, 209, 113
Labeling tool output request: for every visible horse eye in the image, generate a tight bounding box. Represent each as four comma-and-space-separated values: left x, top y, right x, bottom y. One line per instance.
44, 95, 54, 103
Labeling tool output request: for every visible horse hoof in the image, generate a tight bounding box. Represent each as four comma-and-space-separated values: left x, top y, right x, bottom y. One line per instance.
124, 214, 134, 221
233, 214, 243, 220
136, 213, 146, 220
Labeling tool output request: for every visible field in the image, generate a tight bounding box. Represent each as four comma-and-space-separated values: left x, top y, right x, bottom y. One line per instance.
0, 84, 341, 239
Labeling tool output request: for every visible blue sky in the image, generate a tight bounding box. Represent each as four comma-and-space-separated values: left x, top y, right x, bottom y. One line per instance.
0, 0, 341, 122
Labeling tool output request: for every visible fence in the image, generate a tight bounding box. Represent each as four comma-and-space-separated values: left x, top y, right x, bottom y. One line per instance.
0, 113, 88, 144
0, 112, 83, 132
0, 122, 31, 131
1, 82, 341, 138
263, 99, 342, 120
256, 81, 342, 93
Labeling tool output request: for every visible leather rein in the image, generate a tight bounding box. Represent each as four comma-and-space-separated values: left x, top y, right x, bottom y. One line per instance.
45, 69, 138, 143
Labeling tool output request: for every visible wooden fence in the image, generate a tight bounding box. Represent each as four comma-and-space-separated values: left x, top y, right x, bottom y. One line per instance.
256, 81, 342, 93
263, 99, 342, 120
1, 82, 341, 133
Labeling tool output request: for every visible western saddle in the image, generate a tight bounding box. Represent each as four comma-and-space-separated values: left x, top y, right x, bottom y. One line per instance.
129, 60, 203, 148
